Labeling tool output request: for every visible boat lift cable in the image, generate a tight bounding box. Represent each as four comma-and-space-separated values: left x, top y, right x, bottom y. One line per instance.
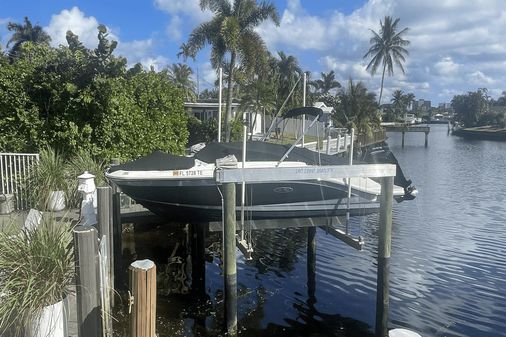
346, 128, 355, 234
261, 75, 302, 142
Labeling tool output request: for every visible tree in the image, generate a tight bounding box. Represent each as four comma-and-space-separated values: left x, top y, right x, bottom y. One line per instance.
7, 17, 51, 60
168, 63, 197, 101
334, 79, 380, 135
180, 0, 279, 142
364, 16, 409, 105
451, 89, 489, 127
405, 92, 415, 112
276, 51, 302, 109
391, 89, 406, 118
312, 70, 341, 94
0, 32, 188, 158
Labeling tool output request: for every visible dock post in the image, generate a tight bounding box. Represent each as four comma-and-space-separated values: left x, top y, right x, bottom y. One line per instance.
424, 131, 429, 147
97, 187, 114, 335
73, 226, 102, 337
223, 182, 237, 336
375, 176, 394, 337
110, 159, 122, 289
307, 226, 316, 304
129, 260, 156, 337
336, 131, 341, 154
401, 131, 405, 148
326, 129, 331, 155
191, 223, 206, 297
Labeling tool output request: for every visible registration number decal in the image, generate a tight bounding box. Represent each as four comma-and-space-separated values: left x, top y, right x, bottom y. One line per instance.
173, 170, 203, 177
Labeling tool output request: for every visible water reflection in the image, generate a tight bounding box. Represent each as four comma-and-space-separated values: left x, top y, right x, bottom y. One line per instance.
115, 125, 506, 337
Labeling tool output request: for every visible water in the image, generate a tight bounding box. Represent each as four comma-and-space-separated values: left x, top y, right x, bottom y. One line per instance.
117, 125, 506, 337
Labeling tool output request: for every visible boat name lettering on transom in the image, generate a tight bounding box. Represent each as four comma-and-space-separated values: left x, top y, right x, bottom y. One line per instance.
295, 167, 336, 175
173, 170, 203, 176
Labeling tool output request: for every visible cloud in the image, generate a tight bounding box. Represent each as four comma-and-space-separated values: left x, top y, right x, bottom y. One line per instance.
166, 15, 183, 41
138, 56, 171, 72
45, 7, 170, 71
467, 71, 494, 85
434, 57, 460, 76
154, 0, 212, 31
45, 7, 112, 48
255, 0, 506, 103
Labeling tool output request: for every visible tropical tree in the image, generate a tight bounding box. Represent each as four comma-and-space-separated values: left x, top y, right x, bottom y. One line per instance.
312, 70, 341, 94
405, 92, 415, 112
168, 63, 197, 101
180, 0, 279, 141
391, 89, 405, 117
364, 16, 409, 105
451, 88, 489, 127
7, 17, 51, 60
334, 79, 380, 135
276, 51, 302, 109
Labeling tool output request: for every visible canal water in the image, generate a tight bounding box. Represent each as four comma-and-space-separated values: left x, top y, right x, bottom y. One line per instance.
116, 124, 506, 337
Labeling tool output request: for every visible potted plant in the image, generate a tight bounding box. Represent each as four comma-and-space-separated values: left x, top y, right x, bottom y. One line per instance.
0, 217, 74, 337
28, 147, 69, 211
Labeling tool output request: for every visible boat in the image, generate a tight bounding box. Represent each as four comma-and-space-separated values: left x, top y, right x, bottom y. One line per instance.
106, 107, 413, 221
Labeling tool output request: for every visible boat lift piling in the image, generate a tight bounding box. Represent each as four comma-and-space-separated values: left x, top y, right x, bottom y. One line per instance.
215, 163, 396, 337
191, 223, 206, 298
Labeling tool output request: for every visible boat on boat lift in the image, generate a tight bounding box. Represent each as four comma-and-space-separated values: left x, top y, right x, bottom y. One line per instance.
106, 107, 415, 221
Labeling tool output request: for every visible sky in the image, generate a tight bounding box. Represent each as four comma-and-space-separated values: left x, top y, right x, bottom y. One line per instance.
1, 0, 506, 106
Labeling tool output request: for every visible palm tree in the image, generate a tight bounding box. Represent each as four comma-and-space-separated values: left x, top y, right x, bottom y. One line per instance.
364, 16, 409, 105
276, 51, 302, 109
180, 0, 279, 142
335, 79, 379, 135
313, 70, 341, 94
404, 92, 416, 112
169, 63, 197, 101
391, 89, 405, 117
7, 17, 51, 59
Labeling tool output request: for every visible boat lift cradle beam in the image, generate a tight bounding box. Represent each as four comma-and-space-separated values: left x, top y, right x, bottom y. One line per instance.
215, 164, 395, 252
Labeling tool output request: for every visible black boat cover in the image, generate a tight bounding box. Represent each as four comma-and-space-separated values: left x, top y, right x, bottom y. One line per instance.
195, 141, 349, 166
109, 142, 350, 173
108, 151, 195, 172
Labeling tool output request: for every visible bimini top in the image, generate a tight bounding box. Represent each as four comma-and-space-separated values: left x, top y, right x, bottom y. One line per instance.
282, 107, 323, 119
109, 141, 350, 173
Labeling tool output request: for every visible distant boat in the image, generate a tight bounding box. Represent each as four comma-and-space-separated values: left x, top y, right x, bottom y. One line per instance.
428, 113, 450, 124
106, 107, 414, 221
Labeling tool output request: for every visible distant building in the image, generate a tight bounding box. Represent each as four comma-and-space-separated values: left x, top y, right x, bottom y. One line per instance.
438, 102, 452, 110
184, 99, 263, 134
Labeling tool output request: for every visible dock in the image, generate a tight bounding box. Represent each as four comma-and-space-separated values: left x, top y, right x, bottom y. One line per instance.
384, 124, 430, 147
1, 161, 400, 337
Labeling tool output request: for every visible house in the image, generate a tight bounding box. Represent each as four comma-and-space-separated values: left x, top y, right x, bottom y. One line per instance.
184, 99, 263, 134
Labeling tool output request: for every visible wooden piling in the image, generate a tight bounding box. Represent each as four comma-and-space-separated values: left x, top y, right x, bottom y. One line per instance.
97, 186, 114, 336
191, 223, 206, 297
129, 260, 156, 337
74, 226, 102, 337
223, 182, 237, 335
307, 227, 316, 303
111, 183, 122, 288
401, 131, 405, 148
424, 131, 429, 147
375, 176, 394, 337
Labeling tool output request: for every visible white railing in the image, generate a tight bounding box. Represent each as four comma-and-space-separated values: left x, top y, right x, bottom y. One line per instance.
0, 152, 39, 210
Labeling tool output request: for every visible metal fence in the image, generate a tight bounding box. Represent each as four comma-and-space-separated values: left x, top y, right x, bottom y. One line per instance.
0, 152, 39, 210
